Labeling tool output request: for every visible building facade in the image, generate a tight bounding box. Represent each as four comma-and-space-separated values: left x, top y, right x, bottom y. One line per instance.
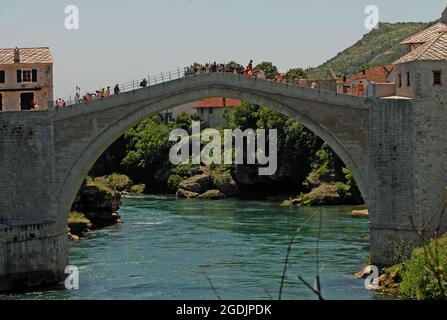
0, 47, 53, 111
194, 97, 241, 127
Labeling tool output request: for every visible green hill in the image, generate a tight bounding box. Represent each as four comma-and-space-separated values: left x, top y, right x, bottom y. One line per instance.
307, 22, 431, 78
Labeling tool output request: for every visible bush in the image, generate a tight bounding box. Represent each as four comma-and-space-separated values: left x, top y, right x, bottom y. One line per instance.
68, 212, 92, 228
398, 235, 447, 300
107, 173, 133, 191
130, 184, 145, 194
167, 175, 185, 190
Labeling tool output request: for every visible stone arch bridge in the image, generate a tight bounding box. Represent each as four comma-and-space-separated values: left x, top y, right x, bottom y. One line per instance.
1, 72, 446, 291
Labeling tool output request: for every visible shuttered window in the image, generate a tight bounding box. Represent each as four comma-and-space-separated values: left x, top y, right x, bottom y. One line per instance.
0, 70, 5, 83
17, 69, 22, 83
32, 69, 37, 82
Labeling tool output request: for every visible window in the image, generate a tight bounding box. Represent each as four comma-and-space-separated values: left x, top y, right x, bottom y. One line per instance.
209, 108, 214, 115
200, 108, 204, 115
433, 71, 442, 86
406, 72, 411, 87
0, 70, 4, 83
17, 69, 37, 83
22, 70, 32, 82
0, 93, 2, 111
398, 74, 402, 88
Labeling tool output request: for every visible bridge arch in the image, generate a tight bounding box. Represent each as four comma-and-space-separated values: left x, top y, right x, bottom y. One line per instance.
54, 74, 370, 217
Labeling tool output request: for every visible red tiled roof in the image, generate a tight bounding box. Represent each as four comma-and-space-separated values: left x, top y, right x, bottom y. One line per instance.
193, 97, 241, 109
345, 65, 394, 84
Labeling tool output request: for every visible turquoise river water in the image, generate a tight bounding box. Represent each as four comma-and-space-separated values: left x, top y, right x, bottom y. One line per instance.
1, 196, 391, 300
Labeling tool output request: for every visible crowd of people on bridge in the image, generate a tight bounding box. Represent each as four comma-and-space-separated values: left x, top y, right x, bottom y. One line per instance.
55, 60, 323, 109
56, 84, 122, 108
191, 60, 261, 78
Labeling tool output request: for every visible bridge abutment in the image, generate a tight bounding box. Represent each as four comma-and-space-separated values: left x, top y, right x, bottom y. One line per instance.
369, 95, 447, 266
0, 112, 67, 291
0, 222, 68, 291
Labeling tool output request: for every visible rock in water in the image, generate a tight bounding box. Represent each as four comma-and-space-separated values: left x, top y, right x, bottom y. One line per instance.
72, 182, 122, 229
179, 174, 213, 194
197, 190, 226, 200
176, 189, 199, 199
352, 209, 369, 216
211, 171, 240, 197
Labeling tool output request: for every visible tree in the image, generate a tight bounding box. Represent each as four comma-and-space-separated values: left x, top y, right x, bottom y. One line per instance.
254, 62, 279, 80
286, 68, 307, 82
225, 61, 244, 73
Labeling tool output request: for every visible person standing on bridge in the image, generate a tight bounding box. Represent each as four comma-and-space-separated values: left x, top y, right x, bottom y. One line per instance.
114, 84, 120, 95
140, 78, 148, 88
247, 60, 254, 76
357, 81, 365, 97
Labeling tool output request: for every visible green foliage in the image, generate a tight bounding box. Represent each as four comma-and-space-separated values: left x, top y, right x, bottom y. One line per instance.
334, 182, 351, 199
171, 164, 202, 178
306, 22, 429, 79
253, 61, 279, 80
398, 235, 447, 300
167, 164, 202, 191
225, 61, 244, 72
85, 176, 117, 196
173, 112, 200, 132
226, 101, 261, 130
68, 212, 92, 228
123, 115, 172, 169
297, 190, 338, 206
130, 184, 145, 194
107, 173, 132, 191
197, 189, 225, 200
167, 175, 184, 190
286, 68, 307, 81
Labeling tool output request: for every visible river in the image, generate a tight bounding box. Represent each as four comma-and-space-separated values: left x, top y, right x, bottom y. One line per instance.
1, 196, 389, 300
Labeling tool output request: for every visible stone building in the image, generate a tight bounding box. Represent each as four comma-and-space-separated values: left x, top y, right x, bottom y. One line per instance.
0, 47, 53, 111
365, 10, 447, 99
393, 25, 447, 98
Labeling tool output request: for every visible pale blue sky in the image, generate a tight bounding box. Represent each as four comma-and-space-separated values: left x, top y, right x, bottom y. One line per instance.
1, 0, 446, 97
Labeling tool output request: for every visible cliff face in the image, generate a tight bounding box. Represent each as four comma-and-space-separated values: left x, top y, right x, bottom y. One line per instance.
69, 178, 125, 239
72, 183, 122, 229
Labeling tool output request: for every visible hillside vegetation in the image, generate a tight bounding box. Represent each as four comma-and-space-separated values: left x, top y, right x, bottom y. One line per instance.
307, 22, 430, 78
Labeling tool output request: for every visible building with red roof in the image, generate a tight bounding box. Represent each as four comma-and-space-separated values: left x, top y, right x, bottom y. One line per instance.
338, 65, 394, 97
193, 97, 241, 127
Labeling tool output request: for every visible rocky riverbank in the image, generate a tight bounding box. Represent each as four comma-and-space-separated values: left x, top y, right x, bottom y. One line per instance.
173, 164, 367, 210
68, 174, 145, 240
176, 167, 239, 200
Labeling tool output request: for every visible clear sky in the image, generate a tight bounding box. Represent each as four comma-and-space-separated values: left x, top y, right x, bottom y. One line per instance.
1, 0, 446, 97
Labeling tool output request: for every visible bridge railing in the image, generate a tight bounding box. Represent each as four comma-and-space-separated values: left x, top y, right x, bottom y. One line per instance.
56, 68, 191, 107
55, 66, 344, 108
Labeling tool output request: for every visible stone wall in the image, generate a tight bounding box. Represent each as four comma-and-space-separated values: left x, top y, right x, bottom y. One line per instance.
0, 222, 67, 291
0, 111, 67, 291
